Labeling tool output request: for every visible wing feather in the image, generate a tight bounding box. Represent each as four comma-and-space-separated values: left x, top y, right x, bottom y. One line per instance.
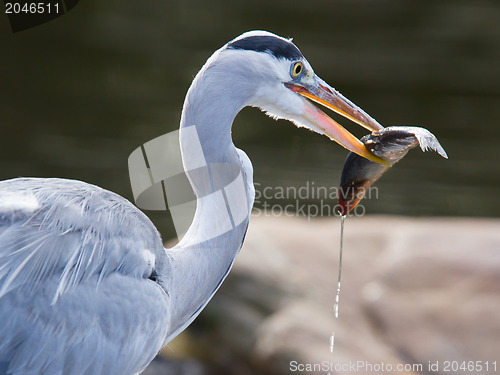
0, 178, 171, 374
0, 178, 164, 301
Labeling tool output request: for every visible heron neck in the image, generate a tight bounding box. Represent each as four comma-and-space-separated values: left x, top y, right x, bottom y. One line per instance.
165, 64, 254, 339
179, 61, 250, 164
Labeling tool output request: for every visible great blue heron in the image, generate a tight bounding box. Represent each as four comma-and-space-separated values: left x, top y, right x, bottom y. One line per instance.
0, 31, 385, 374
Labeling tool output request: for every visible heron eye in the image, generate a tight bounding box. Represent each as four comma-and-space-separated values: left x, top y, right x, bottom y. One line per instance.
291, 61, 303, 77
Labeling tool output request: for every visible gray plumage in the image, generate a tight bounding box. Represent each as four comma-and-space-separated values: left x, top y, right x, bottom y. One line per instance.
0, 30, 381, 374
0, 178, 170, 374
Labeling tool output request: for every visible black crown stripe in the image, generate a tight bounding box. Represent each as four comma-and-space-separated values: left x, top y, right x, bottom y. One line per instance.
227, 35, 303, 61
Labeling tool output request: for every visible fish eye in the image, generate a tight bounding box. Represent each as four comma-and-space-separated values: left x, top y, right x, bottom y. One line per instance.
291, 61, 303, 77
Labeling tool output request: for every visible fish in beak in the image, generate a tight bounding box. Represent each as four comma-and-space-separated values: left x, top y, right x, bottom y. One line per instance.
338, 126, 448, 215
285, 77, 391, 166
284, 75, 446, 215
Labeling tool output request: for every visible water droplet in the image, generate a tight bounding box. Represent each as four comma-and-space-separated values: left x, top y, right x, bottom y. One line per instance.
330, 215, 346, 353
334, 215, 346, 318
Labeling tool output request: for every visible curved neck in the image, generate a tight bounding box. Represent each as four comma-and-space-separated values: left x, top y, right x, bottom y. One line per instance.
165, 60, 254, 339
179, 50, 254, 165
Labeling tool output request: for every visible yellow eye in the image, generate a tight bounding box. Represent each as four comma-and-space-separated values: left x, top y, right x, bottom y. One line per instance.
291, 61, 303, 77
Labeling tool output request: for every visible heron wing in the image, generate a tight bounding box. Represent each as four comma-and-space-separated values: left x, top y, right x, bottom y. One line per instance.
0, 178, 170, 374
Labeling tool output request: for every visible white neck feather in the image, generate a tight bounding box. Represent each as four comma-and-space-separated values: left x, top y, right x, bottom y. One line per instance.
164, 55, 255, 340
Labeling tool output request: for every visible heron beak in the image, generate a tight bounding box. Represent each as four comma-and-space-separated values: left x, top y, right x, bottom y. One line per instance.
285, 78, 390, 166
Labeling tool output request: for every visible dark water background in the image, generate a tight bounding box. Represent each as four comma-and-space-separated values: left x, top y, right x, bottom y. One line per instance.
1, 0, 499, 240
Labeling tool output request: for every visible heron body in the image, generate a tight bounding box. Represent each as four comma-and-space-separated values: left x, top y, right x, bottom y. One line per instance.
0, 31, 385, 374
0, 179, 170, 374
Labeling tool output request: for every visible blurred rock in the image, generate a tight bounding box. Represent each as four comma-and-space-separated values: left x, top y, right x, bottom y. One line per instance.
153, 215, 500, 375
141, 357, 208, 375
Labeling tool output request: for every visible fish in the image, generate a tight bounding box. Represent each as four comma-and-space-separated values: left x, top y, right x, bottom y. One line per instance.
338, 126, 448, 215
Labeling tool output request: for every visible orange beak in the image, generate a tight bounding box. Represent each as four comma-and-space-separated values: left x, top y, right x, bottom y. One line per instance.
285, 78, 390, 166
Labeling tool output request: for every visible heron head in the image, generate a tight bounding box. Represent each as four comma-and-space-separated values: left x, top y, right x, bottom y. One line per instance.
221, 31, 389, 165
